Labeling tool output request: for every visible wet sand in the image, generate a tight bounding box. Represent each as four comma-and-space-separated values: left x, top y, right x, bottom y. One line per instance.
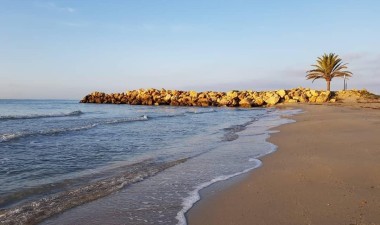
188, 103, 380, 225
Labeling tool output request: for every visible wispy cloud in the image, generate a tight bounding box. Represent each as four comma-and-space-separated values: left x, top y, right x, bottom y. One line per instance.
35, 1, 76, 13
140, 23, 197, 33
60, 22, 88, 27
342, 52, 380, 70
342, 52, 368, 61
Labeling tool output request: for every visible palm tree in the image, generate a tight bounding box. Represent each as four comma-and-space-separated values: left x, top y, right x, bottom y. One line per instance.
306, 53, 352, 91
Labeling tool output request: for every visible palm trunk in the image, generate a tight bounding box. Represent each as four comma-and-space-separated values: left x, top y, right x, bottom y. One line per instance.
326, 80, 331, 91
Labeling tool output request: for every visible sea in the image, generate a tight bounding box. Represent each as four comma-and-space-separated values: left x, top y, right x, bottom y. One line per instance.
0, 99, 299, 225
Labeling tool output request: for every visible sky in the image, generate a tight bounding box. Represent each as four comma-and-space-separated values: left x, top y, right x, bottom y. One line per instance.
0, 0, 379, 99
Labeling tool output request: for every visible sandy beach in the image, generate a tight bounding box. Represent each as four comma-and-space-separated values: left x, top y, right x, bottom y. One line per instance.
188, 103, 380, 225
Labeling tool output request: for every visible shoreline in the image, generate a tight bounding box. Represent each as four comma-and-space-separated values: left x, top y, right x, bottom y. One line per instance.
23, 107, 293, 225
187, 103, 380, 225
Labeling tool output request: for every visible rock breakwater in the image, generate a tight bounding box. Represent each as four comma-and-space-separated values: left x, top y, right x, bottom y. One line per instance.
80, 88, 377, 107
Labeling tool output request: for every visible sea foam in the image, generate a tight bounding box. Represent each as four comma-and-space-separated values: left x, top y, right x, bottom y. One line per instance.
175, 159, 262, 225
0, 116, 148, 142
0, 110, 83, 121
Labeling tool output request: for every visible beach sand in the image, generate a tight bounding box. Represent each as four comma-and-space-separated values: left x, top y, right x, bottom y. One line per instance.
188, 103, 380, 225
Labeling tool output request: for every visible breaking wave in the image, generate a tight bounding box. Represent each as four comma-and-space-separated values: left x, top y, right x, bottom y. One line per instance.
221, 117, 258, 141
176, 159, 263, 225
0, 158, 187, 225
0, 116, 148, 143
185, 109, 216, 115
0, 111, 84, 121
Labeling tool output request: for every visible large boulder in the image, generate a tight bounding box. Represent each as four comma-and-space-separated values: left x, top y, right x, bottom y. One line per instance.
226, 91, 238, 99
310, 89, 319, 97
197, 98, 210, 107
264, 94, 280, 105
189, 90, 198, 98
316, 91, 331, 103
238, 92, 247, 100
276, 89, 286, 98
218, 97, 230, 106
170, 100, 180, 106
299, 94, 308, 103
229, 99, 239, 107
164, 94, 172, 102
239, 98, 253, 107
253, 96, 264, 106
309, 96, 317, 103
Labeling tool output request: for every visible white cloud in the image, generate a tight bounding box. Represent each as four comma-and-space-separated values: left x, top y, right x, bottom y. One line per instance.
139, 23, 197, 33
35, 1, 76, 13
60, 22, 88, 27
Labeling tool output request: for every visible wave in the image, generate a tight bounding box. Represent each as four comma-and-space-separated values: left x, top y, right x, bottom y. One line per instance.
103, 115, 148, 124
185, 109, 217, 115
221, 117, 258, 142
0, 158, 187, 225
0, 111, 84, 121
150, 109, 217, 119
0, 116, 148, 143
176, 159, 263, 225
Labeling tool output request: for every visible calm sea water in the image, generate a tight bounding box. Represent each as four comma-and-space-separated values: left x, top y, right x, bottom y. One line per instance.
0, 99, 298, 225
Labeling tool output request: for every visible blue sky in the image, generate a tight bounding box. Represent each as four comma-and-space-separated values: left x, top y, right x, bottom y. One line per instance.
1, 0, 379, 99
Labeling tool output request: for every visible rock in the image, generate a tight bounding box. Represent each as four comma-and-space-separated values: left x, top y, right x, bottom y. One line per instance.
197, 98, 210, 107
230, 99, 239, 107
130, 99, 141, 105
253, 97, 264, 106
80, 87, 353, 107
299, 94, 308, 103
226, 91, 238, 99
189, 90, 198, 98
251, 92, 259, 98
265, 91, 274, 98
164, 94, 172, 102
316, 91, 331, 103
170, 100, 180, 106
293, 90, 301, 97
198, 93, 207, 99
264, 94, 280, 105
309, 96, 317, 103
216, 97, 227, 106
310, 89, 319, 97
238, 93, 246, 100
276, 89, 286, 98
239, 98, 253, 107
179, 96, 192, 106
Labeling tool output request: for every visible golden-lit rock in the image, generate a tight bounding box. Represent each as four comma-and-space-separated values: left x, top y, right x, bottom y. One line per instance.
276, 89, 286, 98
239, 98, 253, 107
189, 90, 198, 98
226, 91, 238, 99
80, 87, 374, 107
310, 89, 319, 97
264, 94, 280, 105
316, 91, 331, 103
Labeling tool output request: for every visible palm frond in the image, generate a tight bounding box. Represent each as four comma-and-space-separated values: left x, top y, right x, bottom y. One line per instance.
306, 53, 352, 81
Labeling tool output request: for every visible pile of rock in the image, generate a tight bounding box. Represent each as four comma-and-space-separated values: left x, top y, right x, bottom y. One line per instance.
80, 87, 344, 107
334, 89, 379, 103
